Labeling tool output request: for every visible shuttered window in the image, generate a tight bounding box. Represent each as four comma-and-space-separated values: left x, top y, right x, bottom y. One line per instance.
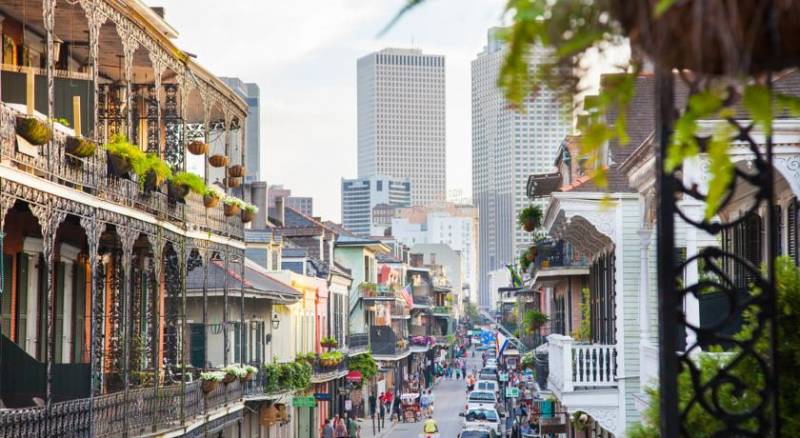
789, 198, 799, 265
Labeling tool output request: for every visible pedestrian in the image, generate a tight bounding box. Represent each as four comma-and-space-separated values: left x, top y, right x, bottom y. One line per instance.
346, 412, 359, 438
427, 389, 436, 415
323, 418, 334, 438
392, 393, 401, 422
378, 397, 386, 429
333, 415, 347, 438
419, 391, 430, 419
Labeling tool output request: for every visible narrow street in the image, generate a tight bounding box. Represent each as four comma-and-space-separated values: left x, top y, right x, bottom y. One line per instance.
383, 349, 485, 437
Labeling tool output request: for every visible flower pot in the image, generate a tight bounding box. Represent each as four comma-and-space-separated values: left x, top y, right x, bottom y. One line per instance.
244, 372, 254, 382
522, 218, 536, 232
610, 0, 800, 75
223, 373, 236, 385
228, 165, 245, 178
168, 181, 190, 201
107, 152, 131, 178
187, 140, 208, 155
224, 203, 241, 217
241, 210, 256, 223
526, 250, 536, 262
142, 171, 162, 193
203, 194, 220, 208
16, 116, 52, 146
209, 154, 229, 168
201, 380, 218, 394
224, 177, 241, 188
65, 136, 97, 158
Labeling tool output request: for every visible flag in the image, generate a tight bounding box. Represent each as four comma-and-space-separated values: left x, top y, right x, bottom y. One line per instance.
507, 264, 523, 288
496, 332, 508, 361
399, 283, 414, 308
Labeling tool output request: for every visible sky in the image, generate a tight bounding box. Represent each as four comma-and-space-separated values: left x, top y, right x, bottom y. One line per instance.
149, 0, 508, 222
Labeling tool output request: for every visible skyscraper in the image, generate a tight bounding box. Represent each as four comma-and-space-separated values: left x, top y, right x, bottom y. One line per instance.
341, 176, 411, 236
357, 48, 446, 206
471, 29, 570, 309
220, 77, 260, 182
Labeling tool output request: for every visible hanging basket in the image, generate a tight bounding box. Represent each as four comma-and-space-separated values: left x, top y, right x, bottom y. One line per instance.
224, 203, 241, 217
522, 219, 536, 232
222, 373, 237, 385
107, 152, 131, 178
16, 116, 52, 146
228, 165, 246, 178
243, 371, 254, 382
241, 210, 256, 223
142, 171, 162, 193
201, 380, 218, 394
209, 154, 229, 168
610, 0, 800, 75
65, 136, 97, 158
203, 193, 221, 208
187, 140, 209, 155
167, 181, 190, 201
224, 177, 241, 188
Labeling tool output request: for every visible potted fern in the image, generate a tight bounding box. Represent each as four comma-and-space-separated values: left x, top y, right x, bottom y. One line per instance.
518, 205, 542, 232
241, 203, 258, 223
16, 116, 52, 146
200, 371, 224, 394
132, 153, 172, 193
104, 134, 145, 178
168, 171, 205, 201
223, 197, 244, 217
203, 185, 224, 208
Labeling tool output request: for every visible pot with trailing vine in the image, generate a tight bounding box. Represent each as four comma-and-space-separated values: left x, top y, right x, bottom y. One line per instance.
167, 180, 190, 201
16, 116, 52, 146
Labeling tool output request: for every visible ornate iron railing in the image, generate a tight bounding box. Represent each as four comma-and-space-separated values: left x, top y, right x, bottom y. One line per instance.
347, 333, 369, 355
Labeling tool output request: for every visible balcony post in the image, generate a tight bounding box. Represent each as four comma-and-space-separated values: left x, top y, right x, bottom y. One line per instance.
118, 23, 139, 142
201, 247, 209, 369
151, 236, 164, 433
119, 226, 138, 436
179, 242, 188, 425
562, 336, 573, 392
80, 0, 107, 143
43, 0, 55, 174
147, 53, 165, 156
239, 252, 245, 364
223, 249, 229, 367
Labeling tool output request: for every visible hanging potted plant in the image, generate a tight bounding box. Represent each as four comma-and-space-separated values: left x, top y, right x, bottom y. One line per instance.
200, 371, 224, 394
526, 246, 536, 263
203, 185, 224, 208
524, 310, 549, 332
104, 134, 145, 178
244, 365, 258, 382
209, 154, 229, 168
15, 116, 52, 146
223, 177, 242, 188
241, 203, 258, 223
65, 136, 97, 158
132, 153, 172, 193
223, 197, 244, 217
187, 139, 209, 155
517, 205, 542, 232
228, 164, 246, 178
223, 364, 247, 384
168, 171, 205, 201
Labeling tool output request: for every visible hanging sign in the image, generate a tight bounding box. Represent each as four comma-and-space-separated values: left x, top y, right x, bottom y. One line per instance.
505, 387, 520, 398
315, 393, 332, 401
292, 396, 316, 408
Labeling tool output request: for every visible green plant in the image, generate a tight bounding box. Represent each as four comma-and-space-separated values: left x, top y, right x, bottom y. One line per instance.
104, 134, 145, 162
347, 352, 378, 381
519, 253, 531, 272
243, 203, 259, 214
53, 117, 69, 127
520, 352, 534, 369
517, 205, 543, 232
170, 171, 206, 195
223, 196, 245, 207
16, 116, 53, 145
131, 153, 172, 189
245, 365, 258, 375
200, 371, 225, 382
223, 364, 247, 378
572, 287, 591, 341
523, 309, 548, 334
320, 350, 344, 364
629, 256, 800, 437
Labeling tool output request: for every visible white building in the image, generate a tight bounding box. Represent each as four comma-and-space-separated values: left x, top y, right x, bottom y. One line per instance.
390, 203, 479, 299
341, 175, 411, 236
471, 28, 570, 309
487, 268, 511, 312
357, 48, 446, 206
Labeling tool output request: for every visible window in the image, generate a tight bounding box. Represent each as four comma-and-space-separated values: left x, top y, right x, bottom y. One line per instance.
589, 250, 615, 345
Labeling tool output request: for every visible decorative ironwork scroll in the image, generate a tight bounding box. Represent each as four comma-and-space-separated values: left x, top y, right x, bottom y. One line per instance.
655, 72, 780, 436
164, 84, 183, 169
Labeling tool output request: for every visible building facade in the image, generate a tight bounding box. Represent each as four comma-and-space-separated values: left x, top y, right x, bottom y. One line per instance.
357, 48, 446, 206
221, 77, 261, 183
471, 28, 570, 308
341, 175, 411, 236
268, 184, 314, 216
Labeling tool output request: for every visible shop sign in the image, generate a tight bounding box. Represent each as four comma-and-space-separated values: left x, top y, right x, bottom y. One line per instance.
499, 372, 509, 382
315, 393, 332, 401
292, 396, 317, 408
505, 387, 520, 398
346, 370, 363, 382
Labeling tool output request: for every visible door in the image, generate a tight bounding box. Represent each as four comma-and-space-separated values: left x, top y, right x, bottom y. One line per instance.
297, 406, 312, 438
189, 324, 205, 369
1, 255, 12, 338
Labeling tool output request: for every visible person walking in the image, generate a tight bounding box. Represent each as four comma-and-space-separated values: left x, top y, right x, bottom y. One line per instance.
378, 397, 386, 429
333, 415, 347, 438
392, 393, 402, 423
346, 413, 359, 438
323, 418, 334, 438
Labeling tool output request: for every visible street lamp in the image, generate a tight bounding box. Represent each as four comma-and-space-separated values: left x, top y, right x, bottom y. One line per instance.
271, 312, 281, 329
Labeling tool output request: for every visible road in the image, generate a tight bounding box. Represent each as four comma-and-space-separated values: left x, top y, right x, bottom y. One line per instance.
384, 348, 485, 438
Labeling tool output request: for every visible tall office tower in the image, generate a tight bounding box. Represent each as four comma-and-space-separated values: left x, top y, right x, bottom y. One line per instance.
357, 48, 446, 206
341, 176, 411, 236
220, 77, 260, 182
471, 29, 570, 309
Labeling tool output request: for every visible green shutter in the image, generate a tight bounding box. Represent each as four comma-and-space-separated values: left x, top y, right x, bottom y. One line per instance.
38, 255, 47, 361
55, 261, 66, 363
1, 254, 12, 337
16, 254, 28, 349
74, 262, 86, 362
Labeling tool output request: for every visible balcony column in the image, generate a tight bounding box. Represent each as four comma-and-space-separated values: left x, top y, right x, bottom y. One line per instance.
637, 229, 653, 347
118, 23, 139, 141
0, 16, 4, 102
60, 244, 81, 363
223, 249, 229, 366
29, 205, 66, 429
239, 253, 245, 364
179, 243, 189, 425
119, 227, 138, 434
201, 247, 209, 368
43, 0, 55, 118
79, 216, 102, 438
80, 0, 107, 142
150, 237, 164, 434
147, 53, 165, 156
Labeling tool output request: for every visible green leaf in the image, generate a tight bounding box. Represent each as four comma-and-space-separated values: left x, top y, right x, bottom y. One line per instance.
704, 126, 735, 219
743, 84, 773, 135
654, 0, 679, 17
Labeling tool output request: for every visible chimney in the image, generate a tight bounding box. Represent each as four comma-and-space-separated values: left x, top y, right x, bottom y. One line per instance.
251, 181, 267, 229
275, 195, 285, 227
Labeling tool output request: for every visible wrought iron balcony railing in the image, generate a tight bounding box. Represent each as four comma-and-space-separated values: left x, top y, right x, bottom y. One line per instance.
0, 105, 243, 241
530, 240, 589, 275
369, 325, 409, 357
347, 333, 369, 355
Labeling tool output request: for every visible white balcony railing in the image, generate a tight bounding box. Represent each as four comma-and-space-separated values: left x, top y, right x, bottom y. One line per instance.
547, 334, 617, 393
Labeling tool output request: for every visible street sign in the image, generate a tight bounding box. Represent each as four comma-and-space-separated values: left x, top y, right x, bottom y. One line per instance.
499, 373, 509, 382
505, 387, 520, 398
292, 396, 316, 408
314, 393, 332, 401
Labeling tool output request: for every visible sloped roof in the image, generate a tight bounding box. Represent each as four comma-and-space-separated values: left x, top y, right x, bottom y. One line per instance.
186, 258, 302, 303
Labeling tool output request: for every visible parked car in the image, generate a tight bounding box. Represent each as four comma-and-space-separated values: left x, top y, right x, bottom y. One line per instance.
458, 427, 498, 438
479, 368, 498, 382
476, 380, 499, 397
460, 407, 503, 436
466, 390, 499, 412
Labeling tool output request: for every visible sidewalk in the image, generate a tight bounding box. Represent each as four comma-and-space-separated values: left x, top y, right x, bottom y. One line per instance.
357, 416, 398, 438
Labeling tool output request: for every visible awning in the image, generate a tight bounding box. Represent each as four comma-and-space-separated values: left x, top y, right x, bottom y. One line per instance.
346, 371, 362, 382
